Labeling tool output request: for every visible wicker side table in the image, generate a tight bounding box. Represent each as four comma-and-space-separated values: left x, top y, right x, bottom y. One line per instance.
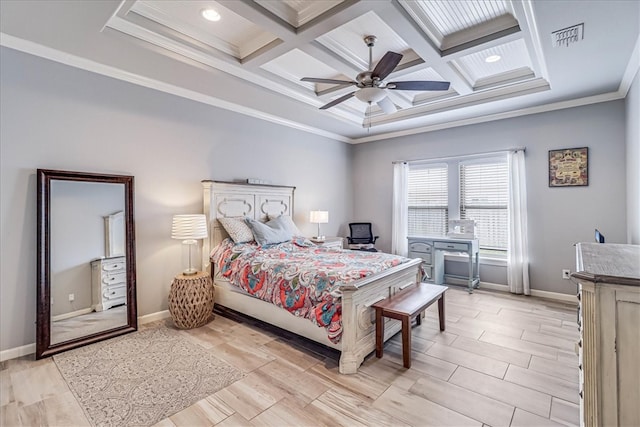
168, 271, 214, 329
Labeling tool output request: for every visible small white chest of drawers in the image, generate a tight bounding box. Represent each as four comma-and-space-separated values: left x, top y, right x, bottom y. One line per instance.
91, 256, 127, 312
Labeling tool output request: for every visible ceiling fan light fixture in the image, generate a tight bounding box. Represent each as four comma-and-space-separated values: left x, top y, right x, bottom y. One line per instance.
485, 54, 501, 63
302, 35, 450, 113
354, 87, 386, 103
201, 8, 221, 22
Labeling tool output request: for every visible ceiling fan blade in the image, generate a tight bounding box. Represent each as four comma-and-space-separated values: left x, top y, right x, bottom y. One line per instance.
319, 92, 355, 110
301, 77, 356, 85
371, 51, 403, 80
387, 81, 451, 91
377, 96, 397, 114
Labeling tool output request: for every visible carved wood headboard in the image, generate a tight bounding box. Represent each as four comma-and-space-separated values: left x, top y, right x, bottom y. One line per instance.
201, 180, 296, 272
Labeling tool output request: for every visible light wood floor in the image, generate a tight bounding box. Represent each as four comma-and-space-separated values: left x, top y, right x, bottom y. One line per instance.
51, 305, 128, 344
1, 287, 580, 426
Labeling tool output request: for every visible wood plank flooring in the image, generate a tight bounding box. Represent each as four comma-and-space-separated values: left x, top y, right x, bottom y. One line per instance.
0, 287, 580, 426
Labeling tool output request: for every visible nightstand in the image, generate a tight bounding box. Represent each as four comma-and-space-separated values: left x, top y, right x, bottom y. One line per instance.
310, 237, 344, 249
168, 271, 214, 329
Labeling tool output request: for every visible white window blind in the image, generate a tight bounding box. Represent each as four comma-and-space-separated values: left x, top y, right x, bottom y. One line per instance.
460, 159, 508, 252
408, 164, 448, 236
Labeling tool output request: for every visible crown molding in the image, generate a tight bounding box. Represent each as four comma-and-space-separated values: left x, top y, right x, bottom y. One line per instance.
0, 33, 351, 143
351, 91, 624, 144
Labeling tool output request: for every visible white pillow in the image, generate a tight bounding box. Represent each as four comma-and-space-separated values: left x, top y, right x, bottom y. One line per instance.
245, 217, 293, 246
217, 217, 254, 243
267, 215, 302, 236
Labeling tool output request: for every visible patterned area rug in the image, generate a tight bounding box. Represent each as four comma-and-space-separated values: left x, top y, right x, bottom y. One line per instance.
54, 325, 244, 427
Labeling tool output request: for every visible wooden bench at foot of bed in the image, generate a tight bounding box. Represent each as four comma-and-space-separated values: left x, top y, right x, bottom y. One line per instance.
373, 283, 448, 368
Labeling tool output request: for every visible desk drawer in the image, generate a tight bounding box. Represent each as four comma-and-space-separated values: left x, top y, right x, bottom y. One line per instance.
408, 242, 432, 254
434, 241, 468, 251
408, 251, 432, 265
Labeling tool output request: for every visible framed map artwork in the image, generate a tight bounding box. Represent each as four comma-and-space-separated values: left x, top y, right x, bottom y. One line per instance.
548, 147, 588, 187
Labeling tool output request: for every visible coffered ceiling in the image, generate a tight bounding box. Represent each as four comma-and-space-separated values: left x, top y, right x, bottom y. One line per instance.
1, 0, 638, 142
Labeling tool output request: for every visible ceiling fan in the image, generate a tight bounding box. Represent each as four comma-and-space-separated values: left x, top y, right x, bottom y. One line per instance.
301, 35, 450, 114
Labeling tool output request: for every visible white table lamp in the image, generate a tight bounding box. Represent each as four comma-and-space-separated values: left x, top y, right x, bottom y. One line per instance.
171, 214, 208, 275
309, 210, 329, 240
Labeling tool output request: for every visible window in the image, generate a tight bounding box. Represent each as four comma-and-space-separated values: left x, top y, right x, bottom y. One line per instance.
460, 159, 508, 255
408, 164, 448, 236
408, 154, 508, 257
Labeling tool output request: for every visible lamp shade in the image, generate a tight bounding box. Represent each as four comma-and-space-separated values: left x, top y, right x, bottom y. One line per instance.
309, 211, 329, 224
171, 214, 208, 241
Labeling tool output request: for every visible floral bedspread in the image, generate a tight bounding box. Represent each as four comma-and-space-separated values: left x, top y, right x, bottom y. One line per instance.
211, 238, 408, 343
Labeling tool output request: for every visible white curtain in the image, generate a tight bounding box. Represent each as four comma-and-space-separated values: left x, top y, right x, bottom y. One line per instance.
507, 150, 530, 295
391, 162, 409, 256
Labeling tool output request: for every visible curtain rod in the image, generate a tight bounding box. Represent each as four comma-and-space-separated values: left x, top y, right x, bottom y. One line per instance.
392, 147, 526, 164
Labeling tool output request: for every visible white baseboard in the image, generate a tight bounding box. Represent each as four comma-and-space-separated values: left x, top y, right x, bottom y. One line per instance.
51, 307, 93, 322
447, 279, 577, 303
478, 281, 510, 292
138, 310, 171, 324
530, 289, 578, 303
0, 343, 36, 362
0, 310, 172, 362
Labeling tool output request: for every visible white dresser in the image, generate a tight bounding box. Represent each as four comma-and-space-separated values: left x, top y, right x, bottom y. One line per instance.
573, 243, 640, 427
91, 256, 127, 312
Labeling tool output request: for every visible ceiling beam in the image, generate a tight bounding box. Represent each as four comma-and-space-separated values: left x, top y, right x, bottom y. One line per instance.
220, 0, 395, 71
509, 0, 549, 82
379, 1, 474, 95
299, 41, 362, 78
439, 29, 524, 62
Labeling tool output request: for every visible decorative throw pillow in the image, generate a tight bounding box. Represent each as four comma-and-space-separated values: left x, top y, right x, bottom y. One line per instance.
217, 217, 254, 243
245, 217, 293, 246
267, 215, 302, 237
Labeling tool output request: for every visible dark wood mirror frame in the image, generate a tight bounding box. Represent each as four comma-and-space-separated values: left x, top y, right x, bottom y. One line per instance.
36, 169, 137, 359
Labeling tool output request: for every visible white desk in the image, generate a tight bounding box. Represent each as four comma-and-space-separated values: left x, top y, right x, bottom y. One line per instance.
407, 236, 480, 292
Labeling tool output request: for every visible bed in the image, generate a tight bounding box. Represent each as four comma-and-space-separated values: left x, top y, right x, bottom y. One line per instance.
201, 180, 422, 374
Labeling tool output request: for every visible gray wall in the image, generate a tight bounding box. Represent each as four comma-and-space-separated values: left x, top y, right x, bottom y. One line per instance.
0, 47, 352, 352
626, 71, 640, 244
352, 101, 628, 294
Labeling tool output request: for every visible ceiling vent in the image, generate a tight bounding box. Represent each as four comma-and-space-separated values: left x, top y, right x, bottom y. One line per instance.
551, 23, 584, 48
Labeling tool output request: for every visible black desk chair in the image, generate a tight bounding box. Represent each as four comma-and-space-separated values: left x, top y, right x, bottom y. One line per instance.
347, 222, 379, 252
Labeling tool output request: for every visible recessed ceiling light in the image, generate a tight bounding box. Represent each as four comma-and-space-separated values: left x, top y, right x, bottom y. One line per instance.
201, 8, 221, 22
485, 55, 501, 63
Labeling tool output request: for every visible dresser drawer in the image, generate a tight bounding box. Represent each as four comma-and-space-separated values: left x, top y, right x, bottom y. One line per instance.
434, 241, 469, 251
408, 242, 432, 254
102, 261, 125, 273
103, 286, 126, 300
102, 272, 126, 286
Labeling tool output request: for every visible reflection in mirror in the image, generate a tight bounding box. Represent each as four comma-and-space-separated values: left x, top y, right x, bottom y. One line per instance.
49, 181, 127, 344
37, 169, 137, 359
105, 211, 125, 258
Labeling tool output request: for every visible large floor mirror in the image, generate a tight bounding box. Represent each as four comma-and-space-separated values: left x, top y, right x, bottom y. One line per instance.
36, 169, 137, 359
